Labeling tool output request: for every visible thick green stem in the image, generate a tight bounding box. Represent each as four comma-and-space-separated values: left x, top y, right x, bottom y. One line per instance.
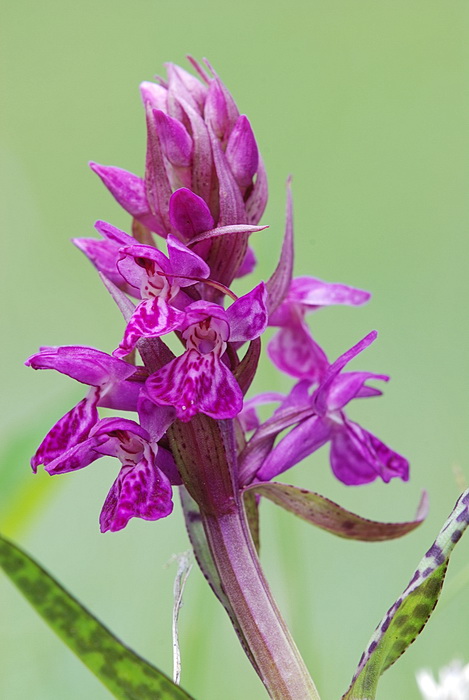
201, 503, 320, 700
167, 415, 319, 699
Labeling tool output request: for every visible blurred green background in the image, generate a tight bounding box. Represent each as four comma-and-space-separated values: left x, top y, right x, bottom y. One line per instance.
1, 1, 469, 698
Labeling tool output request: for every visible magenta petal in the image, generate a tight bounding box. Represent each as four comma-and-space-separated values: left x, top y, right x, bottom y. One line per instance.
94, 220, 135, 246
314, 331, 378, 414
169, 188, 215, 239
114, 298, 185, 358
330, 418, 409, 485
268, 323, 329, 381
90, 163, 146, 215
225, 115, 259, 188
98, 379, 143, 412
204, 78, 238, 140
289, 277, 371, 308
26, 346, 136, 387
166, 62, 208, 112
44, 434, 104, 475
89, 163, 163, 234
326, 371, 389, 412
140, 81, 168, 111
175, 96, 212, 205
226, 283, 268, 342
116, 244, 171, 292
209, 125, 245, 226
154, 110, 193, 167
256, 415, 332, 483
32, 389, 100, 472
166, 235, 210, 283
73, 238, 137, 297
145, 349, 243, 421
99, 450, 173, 532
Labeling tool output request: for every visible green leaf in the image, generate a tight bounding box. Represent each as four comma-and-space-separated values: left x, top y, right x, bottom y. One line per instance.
342, 488, 469, 700
0, 533, 196, 700
247, 482, 427, 541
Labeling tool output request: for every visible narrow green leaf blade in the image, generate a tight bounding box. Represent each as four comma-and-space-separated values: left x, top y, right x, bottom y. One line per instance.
342, 488, 469, 700
248, 482, 427, 541
0, 534, 196, 700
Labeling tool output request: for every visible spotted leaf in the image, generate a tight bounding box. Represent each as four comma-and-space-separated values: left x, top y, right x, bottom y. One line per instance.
342, 488, 469, 699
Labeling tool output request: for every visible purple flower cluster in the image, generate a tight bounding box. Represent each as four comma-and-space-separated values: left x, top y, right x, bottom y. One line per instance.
27, 59, 408, 532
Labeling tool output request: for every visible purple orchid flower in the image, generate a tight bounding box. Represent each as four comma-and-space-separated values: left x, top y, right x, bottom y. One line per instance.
268, 276, 371, 381
113, 233, 210, 358
25, 346, 146, 472
144, 283, 268, 422
242, 331, 409, 486
43, 416, 174, 532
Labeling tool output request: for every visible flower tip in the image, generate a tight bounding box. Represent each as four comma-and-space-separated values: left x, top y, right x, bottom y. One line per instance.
88, 160, 100, 174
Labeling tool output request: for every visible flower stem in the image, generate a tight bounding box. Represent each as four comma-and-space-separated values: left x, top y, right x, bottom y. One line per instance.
201, 502, 320, 700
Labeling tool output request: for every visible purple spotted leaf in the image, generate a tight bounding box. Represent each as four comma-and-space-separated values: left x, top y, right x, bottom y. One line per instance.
245, 482, 427, 541
0, 535, 196, 699
343, 488, 469, 700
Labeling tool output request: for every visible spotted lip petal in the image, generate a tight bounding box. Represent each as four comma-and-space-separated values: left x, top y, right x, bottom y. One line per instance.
99, 447, 173, 532
145, 349, 243, 422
